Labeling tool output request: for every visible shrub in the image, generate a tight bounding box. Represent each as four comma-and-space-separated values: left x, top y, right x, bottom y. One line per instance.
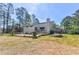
32, 31, 37, 39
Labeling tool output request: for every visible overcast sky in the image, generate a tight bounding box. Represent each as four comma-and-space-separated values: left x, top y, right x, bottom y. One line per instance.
13, 3, 79, 25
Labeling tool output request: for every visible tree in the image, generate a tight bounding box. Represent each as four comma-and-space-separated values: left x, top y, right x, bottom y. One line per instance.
31, 14, 39, 25
6, 3, 14, 33
70, 17, 79, 34
0, 3, 6, 33
0, 3, 14, 33
14, 23, 23, 33
24, 10, 32, 27
73, 9, 79, 19
61, 16, 72, 33
15, 7, 26, 27
50, 21, 57, 34
70, 9, 79, 34
61, 15, 79, 34
16, 7, 33, 34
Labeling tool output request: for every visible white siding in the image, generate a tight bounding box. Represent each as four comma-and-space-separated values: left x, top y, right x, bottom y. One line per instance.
23, 26, 34, 34
34, 22, 51, 34
23, 21, 53, 34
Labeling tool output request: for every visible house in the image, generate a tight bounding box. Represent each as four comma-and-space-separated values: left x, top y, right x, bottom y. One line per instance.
23, 18, 54, 34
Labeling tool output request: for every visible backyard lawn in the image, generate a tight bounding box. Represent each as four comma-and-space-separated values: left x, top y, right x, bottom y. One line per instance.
0, 34, 79, 54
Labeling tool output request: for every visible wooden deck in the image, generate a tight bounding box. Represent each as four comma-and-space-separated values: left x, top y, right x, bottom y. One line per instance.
15, 34, 42, 37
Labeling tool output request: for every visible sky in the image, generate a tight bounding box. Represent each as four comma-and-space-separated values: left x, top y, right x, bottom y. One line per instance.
13, 3, 79, 25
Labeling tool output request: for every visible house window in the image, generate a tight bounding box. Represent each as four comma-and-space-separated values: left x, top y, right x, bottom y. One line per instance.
40, 27, 45, 32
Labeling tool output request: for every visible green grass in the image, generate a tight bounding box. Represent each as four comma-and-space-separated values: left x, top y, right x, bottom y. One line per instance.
0, 34, 79, 47
54, 34, 79, 47
36, 34, 79, 47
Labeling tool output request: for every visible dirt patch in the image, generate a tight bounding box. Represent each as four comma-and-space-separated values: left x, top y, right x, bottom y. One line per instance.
29, 41, 79, 55
0, 40, 79, 55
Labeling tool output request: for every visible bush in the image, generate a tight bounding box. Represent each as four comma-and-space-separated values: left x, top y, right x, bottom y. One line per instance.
32, 31, 37, 39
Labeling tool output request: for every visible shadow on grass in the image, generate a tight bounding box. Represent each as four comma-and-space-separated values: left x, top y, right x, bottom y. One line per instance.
51, 34, 64, 38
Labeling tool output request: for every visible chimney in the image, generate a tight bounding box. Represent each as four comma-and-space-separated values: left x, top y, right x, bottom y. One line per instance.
47, 18, 51, 22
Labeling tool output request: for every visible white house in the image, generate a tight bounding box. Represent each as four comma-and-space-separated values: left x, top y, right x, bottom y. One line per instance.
23, 18, 54, 34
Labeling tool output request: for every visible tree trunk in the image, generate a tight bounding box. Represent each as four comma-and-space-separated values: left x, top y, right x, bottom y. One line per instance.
6, 8, 10, 33
3, 12, 5, 33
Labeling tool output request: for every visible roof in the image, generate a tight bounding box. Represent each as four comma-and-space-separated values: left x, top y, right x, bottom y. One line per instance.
34, 21, 53, 25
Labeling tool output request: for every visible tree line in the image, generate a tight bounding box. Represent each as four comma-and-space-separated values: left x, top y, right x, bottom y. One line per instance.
1, 3, 79, 35
61, 9, 79, 34
0, 3, 39, 34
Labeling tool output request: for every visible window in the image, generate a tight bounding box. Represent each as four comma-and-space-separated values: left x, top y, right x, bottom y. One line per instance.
40, 27, 45, 32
